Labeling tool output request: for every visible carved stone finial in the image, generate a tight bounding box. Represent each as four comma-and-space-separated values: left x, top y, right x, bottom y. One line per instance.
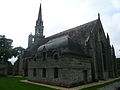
98, 13, 100, 19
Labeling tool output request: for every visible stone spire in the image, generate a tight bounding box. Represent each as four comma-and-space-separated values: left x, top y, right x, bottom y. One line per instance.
34, 3, 44, 42
37, 3, 42, 25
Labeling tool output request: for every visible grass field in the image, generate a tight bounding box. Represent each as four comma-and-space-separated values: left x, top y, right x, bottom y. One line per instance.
0, 77, 57, 90
1, 76, 120, 90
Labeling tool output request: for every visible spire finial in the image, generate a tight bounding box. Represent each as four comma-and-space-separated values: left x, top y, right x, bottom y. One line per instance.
107, 33, 109, 38
107, 32, 109, 36
112, 45, 114, 48
98, 13, 100, 19
38, 3, 42, 20
107, 32, 110, 44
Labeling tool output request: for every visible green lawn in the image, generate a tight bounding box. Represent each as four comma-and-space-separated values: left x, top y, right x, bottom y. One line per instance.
0, 77, 57, 90
80, 78, 120, 90
1, 77, 120, 90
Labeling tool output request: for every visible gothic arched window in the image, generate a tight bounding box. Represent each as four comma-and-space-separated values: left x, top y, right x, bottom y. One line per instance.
53, 53, 59, 61
43, 52, 46, 61
34, 57, 36, 61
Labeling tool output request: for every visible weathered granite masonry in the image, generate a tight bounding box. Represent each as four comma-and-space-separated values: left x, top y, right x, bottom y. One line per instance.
28, 53, 92, 87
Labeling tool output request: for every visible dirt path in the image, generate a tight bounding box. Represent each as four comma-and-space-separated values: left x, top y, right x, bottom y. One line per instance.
21, 77, 120, 90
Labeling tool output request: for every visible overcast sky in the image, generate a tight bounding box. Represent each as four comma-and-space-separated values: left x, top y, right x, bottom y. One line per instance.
0, 0, 120, 63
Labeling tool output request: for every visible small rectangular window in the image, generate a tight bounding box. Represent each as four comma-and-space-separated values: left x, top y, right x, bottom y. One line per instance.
33, 68, 36, 77
54, 68, 58, 78
42, 68, 46, 78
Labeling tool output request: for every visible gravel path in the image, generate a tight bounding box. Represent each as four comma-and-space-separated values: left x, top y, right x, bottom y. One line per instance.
97, 82, 120, 90
21, 77, 120, 90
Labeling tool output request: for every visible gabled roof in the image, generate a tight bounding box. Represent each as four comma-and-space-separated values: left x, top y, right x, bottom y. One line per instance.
23, 19, 99, 57
46, 19, 98, 46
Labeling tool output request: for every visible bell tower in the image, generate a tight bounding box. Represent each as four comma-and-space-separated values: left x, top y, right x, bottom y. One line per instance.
28, 3, 45, 48
34, 3, 44, 42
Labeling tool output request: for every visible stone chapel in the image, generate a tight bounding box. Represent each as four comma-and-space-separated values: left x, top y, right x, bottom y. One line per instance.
15, 3, 118, 87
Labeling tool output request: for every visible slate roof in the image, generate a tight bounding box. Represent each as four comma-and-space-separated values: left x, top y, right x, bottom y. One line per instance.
38, 35, 70, 51
23, 19, 99, 57
38, 35, 84, 55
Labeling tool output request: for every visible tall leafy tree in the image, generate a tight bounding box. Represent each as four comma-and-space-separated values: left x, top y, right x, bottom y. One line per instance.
0, 35, 13, 61
12, 46, 25, 57
0, 35, 24, 61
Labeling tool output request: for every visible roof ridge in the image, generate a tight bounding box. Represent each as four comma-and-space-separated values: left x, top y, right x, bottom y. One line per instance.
45, 19, 98, 39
